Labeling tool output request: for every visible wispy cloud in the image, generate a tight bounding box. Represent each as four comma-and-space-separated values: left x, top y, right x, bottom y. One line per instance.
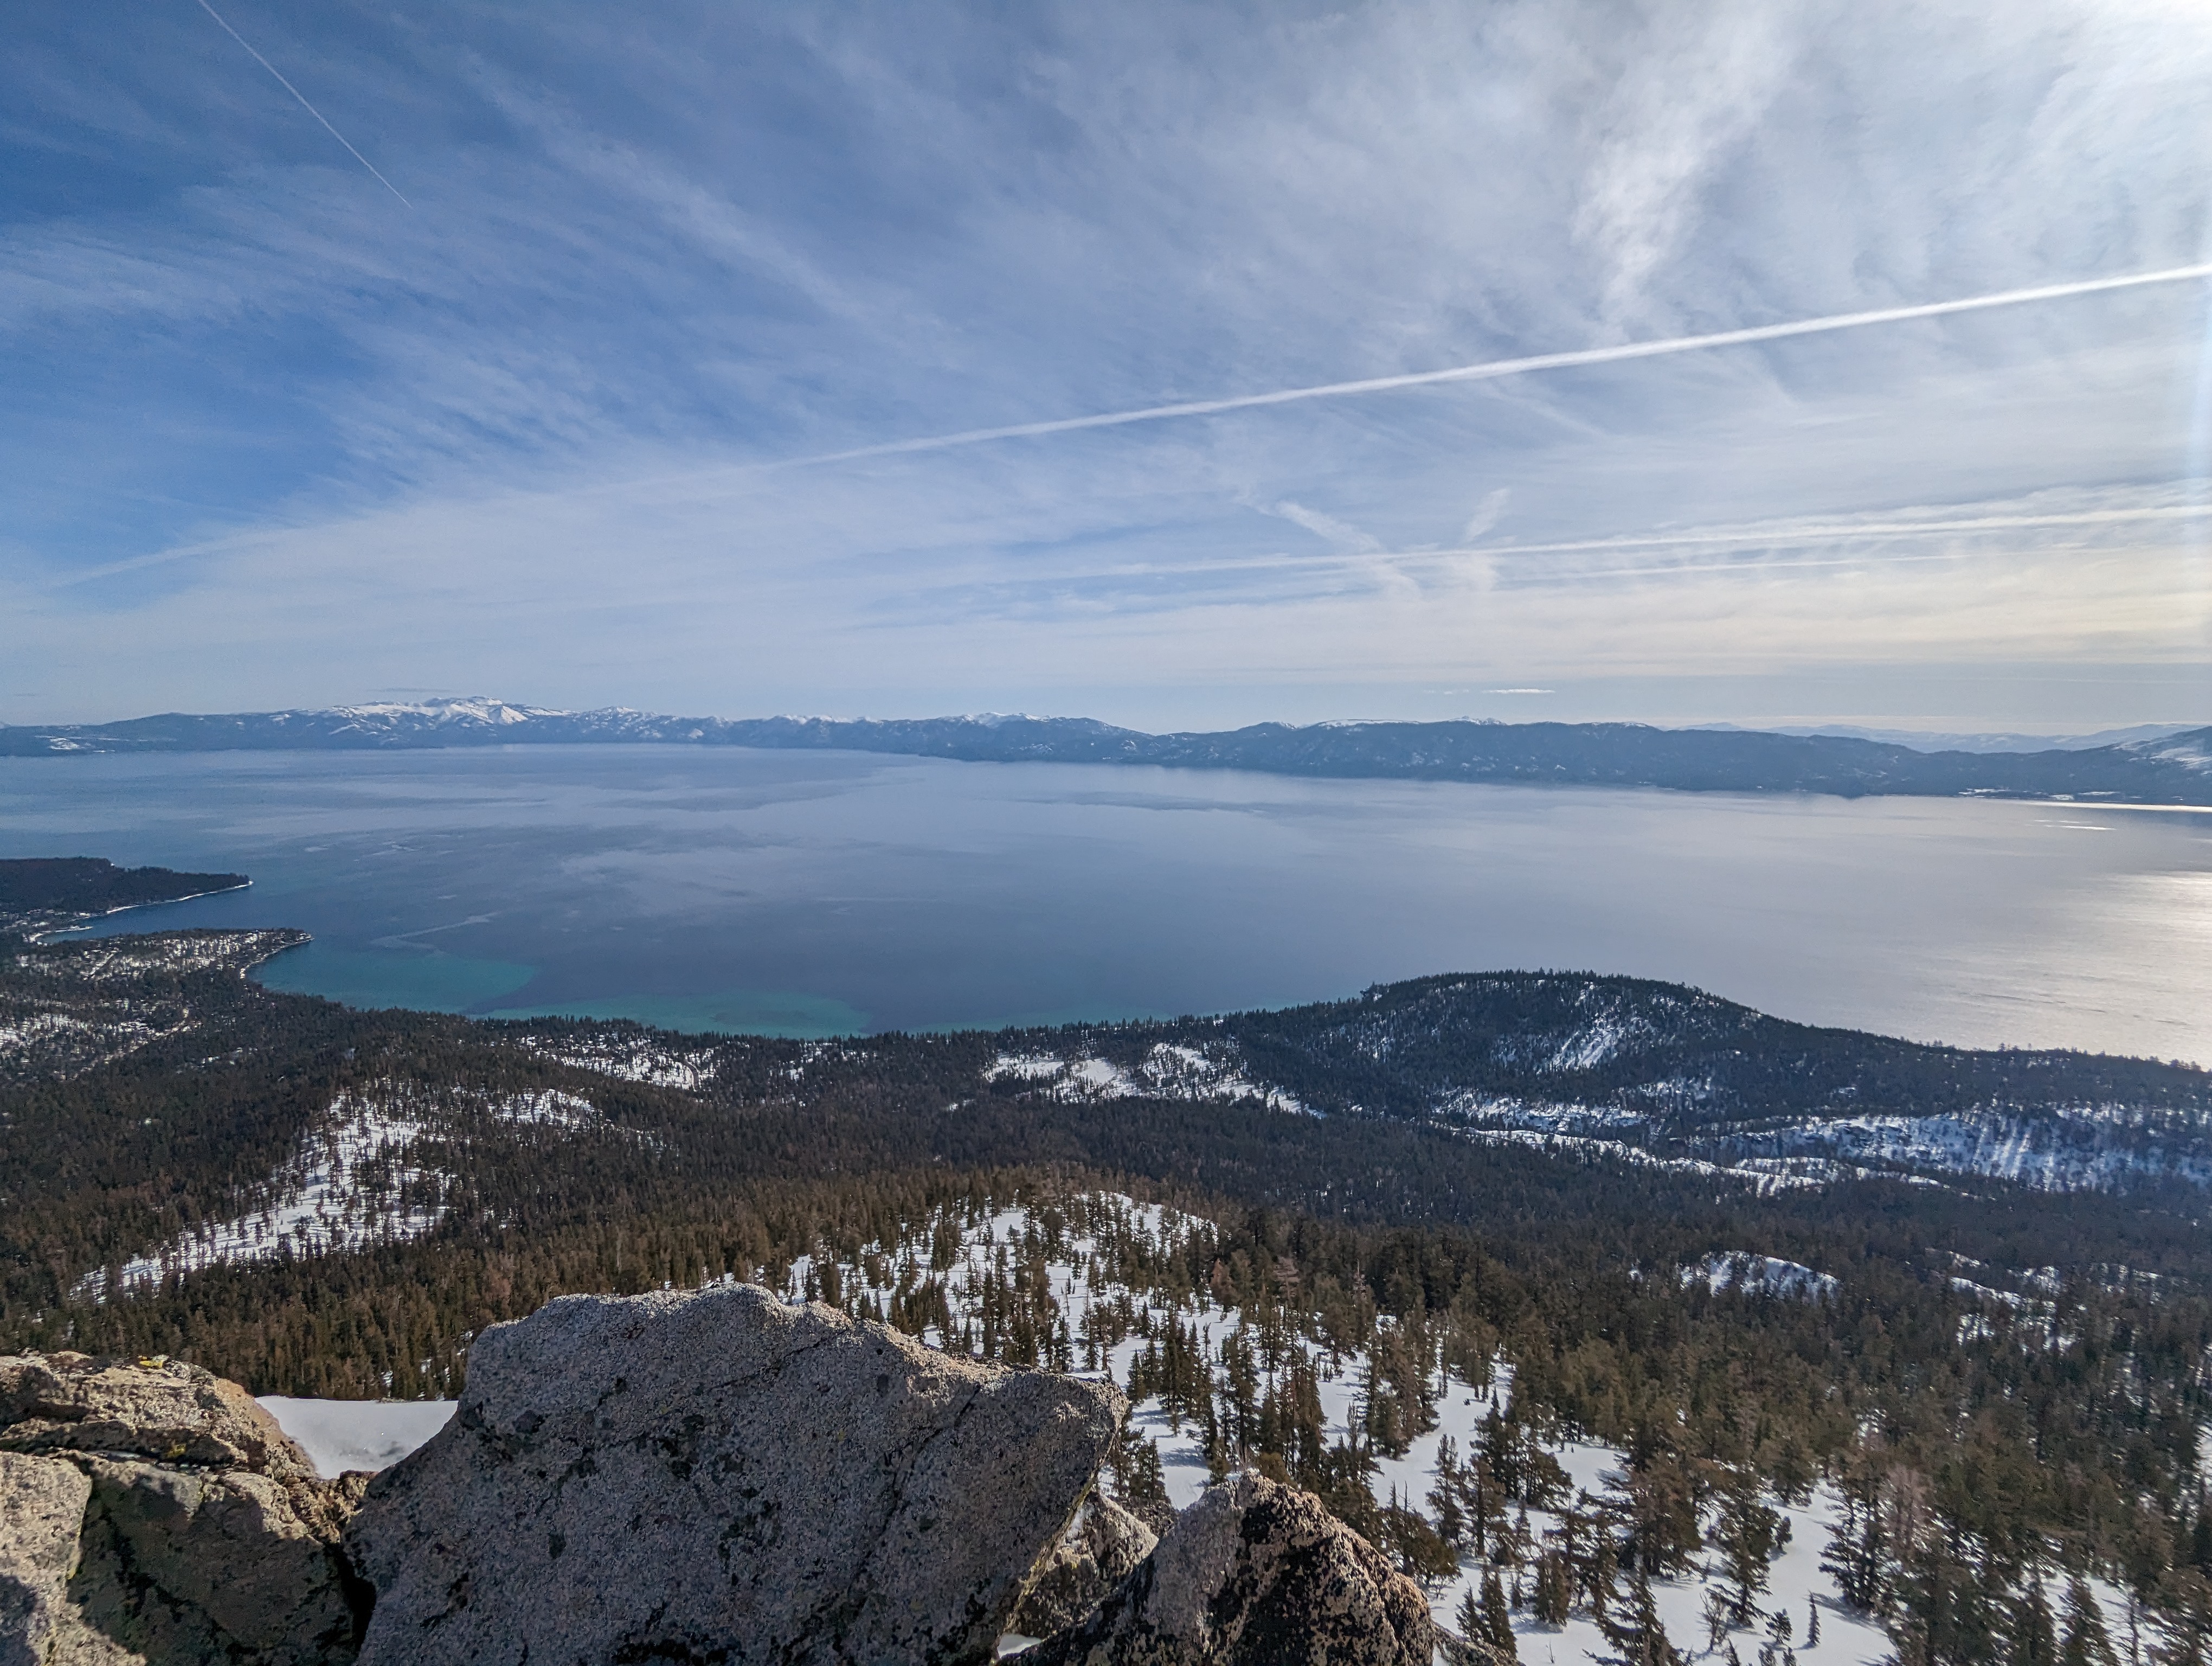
3, 0, 2210, 728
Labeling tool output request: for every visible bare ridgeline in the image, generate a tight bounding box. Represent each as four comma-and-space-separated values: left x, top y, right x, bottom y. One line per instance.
0, 1286, 1440, 1666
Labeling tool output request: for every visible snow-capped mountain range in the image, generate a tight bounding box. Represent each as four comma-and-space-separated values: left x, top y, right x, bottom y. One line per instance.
4, 698, 2208, 803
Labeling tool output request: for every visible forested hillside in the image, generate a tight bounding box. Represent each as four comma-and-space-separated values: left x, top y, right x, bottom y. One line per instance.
2, 930, 2208, 1657
0, 854, 250, 938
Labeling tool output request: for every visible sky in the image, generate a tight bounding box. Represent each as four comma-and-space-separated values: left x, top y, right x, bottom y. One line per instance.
4, 0, 2211, 733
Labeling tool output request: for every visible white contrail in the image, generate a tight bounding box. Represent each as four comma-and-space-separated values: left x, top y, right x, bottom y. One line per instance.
777, 262, 2212, 470
195, 0, 411, 207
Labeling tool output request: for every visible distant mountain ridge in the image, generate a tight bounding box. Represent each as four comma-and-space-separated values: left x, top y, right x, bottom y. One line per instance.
4, 697, 2209, 803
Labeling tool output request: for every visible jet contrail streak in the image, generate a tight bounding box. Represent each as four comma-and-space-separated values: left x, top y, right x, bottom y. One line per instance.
195, 0, 411, 207
779, 262, 2212, 470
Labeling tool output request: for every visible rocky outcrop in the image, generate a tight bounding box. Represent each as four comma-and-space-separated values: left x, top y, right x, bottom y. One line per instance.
346, 1282, 1124, 1666
1024, 1471, 1435, 1666
1437, 1628, 1517, 1666
1011, 1490, 1159, 1640
1, 1450, 92, 1666
0, 1353, 366, 1666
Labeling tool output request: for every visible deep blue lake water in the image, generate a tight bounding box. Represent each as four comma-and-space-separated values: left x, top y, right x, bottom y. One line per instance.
2, 746, 2207, 1062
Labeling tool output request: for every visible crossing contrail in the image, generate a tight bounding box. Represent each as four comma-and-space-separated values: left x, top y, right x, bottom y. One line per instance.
777, 261, 2212, 471
195, 0, 411, 207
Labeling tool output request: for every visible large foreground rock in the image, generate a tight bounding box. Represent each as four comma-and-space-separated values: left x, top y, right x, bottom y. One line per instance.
0, 1450, 91, 1666
0, 1353, 365, 1666
1011, 1490, 1159, 1639
348, 1283, 1124, 1666
1025, 1472, 1435, 1666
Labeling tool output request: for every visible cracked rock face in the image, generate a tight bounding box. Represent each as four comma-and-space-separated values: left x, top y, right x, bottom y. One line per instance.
346, 1283, 1124, 1666
1011, 1490, 1159, 1641
1023, 1472, 1435, 1666
0, 1353, 367, 1666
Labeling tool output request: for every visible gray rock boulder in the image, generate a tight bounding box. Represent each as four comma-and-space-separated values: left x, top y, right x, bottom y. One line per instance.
1011, 1490, 1159, 1640
347, 1282, 1124, 1666
0, 1353, 366, 1666
1023, 1471, 1435, 1666
0, 1354, 313, 1488
0, 1450, 92, 1666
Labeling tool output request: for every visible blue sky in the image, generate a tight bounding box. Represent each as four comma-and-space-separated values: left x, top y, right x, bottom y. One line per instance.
4, 0, 2210, 731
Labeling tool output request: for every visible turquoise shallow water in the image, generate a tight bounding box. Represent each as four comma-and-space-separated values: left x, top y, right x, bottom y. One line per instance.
480, 988, 871, 1039
2, 745, 2208, 1060
255, 944, 539, 1013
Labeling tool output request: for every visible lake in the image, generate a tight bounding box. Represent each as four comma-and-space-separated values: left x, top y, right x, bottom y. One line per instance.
2, 745, 2207, 1063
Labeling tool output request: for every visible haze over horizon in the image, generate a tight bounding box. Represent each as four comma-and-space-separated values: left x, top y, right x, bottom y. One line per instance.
7, 0, 2211, 734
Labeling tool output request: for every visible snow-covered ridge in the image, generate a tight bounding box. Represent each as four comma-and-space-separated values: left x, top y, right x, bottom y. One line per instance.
985, 1042, 1309, 1114
77, 1079, 623, 1299
326, 697, 564, 726
75, 1088, 441, 1300
237, 1189, 2139, 1665
1766, 1110, 2212, 1190
520, 1034, 719, 1092
1682, 1253, 1838, 1302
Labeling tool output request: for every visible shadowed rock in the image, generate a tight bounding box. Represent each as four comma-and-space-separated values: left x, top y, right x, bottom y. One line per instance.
0, 1354, 366, 1666
1024, 1471, 1434, 1666
347, 1282, 1124, 1666
1012, 1490, 1159, 1639
1, 1450, 91, 1666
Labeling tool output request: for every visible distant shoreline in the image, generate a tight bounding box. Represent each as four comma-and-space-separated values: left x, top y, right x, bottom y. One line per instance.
23, 880, 253, 944
3, 703, 2209, 806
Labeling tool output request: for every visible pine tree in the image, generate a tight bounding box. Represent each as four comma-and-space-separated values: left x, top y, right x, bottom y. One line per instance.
1715, 1469, 1782, 1627
1456, 1585, 1486, 1646
2015, 1573, 2059, 1666
2060, 1579, 2117, 1666
1598, 1557, 1684, 1666
1431, 1436, 1468, 1547
1533, 1549, 1574, 1627
1483, 1569, 1519, 1662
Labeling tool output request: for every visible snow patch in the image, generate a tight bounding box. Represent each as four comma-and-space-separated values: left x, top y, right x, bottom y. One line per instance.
1683, 1253, 1838, 1301
983, 1043, 1309, 1113
76, 1090, 442, 1300
258, 1395, 456, 1477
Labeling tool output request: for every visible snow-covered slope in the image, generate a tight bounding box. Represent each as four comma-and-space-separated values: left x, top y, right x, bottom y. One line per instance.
250, 1192, 1965, 1666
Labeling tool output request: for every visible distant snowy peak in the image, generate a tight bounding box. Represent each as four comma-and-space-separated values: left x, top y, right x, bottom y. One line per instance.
328, 697, 567, 728
2123, 732, 2212, 773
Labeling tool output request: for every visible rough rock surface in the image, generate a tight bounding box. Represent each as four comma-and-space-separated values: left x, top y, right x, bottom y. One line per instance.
1024, 1471, 1435, 1666
0, 1353, 366, 1666
1437, 1630, 1516, 1666
1011, 1490, 1159, 1639
0, 1354, 314, 1487
347, 1281, 1124, 1666
1, 1450, 92, 1666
